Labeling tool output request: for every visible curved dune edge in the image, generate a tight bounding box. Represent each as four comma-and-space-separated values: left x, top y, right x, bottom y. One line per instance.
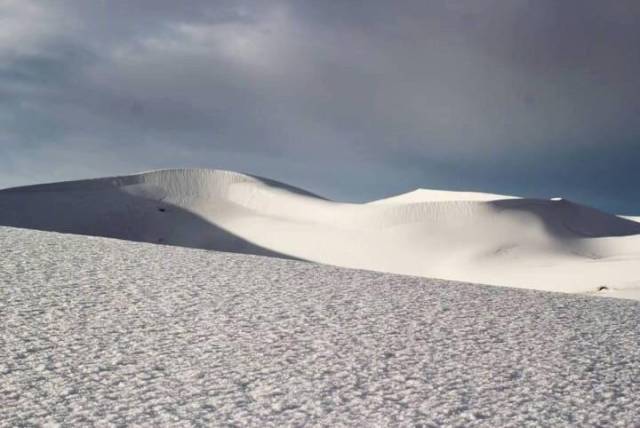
368, 188, 518, 204
1, 168, 640, 299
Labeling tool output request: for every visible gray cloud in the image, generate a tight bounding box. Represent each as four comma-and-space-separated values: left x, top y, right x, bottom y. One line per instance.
1, 0, 639, 212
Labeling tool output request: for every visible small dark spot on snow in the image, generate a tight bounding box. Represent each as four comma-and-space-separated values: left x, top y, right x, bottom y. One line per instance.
157, 207, 166, 212
598, 286, 608, 292
508, 370, 523, 380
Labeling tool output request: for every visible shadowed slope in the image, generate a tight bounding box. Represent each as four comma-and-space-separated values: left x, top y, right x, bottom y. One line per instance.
491, 198, 640, 238
0, 169, 308, 260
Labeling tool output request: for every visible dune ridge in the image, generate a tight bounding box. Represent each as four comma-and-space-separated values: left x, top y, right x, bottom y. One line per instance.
1, 168, 639, 298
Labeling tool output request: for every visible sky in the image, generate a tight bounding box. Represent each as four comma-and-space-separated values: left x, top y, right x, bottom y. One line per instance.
1, 0, 639, 213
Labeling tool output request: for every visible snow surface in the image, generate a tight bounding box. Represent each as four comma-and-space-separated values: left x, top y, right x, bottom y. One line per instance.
368, 188, 518, 204
2, 226, 640, 426
1, 168, 640, 299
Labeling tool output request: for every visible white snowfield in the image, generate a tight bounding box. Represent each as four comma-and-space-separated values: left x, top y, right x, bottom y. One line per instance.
2, 226, 640, 426
1, 168, 640, 299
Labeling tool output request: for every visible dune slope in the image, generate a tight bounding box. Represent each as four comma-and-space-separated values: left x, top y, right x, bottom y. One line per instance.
1, 168, 639, 298
2, 226, 640, 426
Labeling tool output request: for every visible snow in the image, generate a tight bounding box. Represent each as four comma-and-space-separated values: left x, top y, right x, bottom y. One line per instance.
1, 168, 640, 299
2, 226, 640, 426
620, 215, 640, 223
368, 188, 518, 204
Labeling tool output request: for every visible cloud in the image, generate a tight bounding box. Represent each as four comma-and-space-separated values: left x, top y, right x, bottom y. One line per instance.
1, 0, 639, 212
0, 0, 71, 56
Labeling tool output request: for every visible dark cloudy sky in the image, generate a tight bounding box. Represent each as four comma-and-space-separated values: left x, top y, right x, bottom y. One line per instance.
1, 1, 639, 213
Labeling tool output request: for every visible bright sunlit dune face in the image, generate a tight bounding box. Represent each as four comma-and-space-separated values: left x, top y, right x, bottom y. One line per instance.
368, 188, 518, 204
2, 168, 639, 300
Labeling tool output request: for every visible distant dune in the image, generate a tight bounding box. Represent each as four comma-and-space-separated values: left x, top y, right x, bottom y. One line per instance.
2, 168, 639, 299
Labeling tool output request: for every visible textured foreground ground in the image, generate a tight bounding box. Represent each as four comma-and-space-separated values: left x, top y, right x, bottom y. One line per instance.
1, 226, 640, 426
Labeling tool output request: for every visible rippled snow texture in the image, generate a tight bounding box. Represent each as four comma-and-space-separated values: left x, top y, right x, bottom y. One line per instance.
1, 226, 640, 426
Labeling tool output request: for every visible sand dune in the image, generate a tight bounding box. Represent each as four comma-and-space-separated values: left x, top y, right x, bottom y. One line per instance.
4, 226, 640, 426
1, 168, 639, 298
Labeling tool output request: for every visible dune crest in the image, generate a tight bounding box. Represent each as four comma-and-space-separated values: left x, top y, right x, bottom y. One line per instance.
369, 188, 518, 204
2, 168, 639, 299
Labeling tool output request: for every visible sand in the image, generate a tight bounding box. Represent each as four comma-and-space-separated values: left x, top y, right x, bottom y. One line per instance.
1, 168, 639, 299
2, 226, 640, 426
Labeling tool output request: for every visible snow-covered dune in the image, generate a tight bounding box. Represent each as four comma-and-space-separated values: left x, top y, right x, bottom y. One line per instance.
2, 226, 640, 426
1, 168, 639, 298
